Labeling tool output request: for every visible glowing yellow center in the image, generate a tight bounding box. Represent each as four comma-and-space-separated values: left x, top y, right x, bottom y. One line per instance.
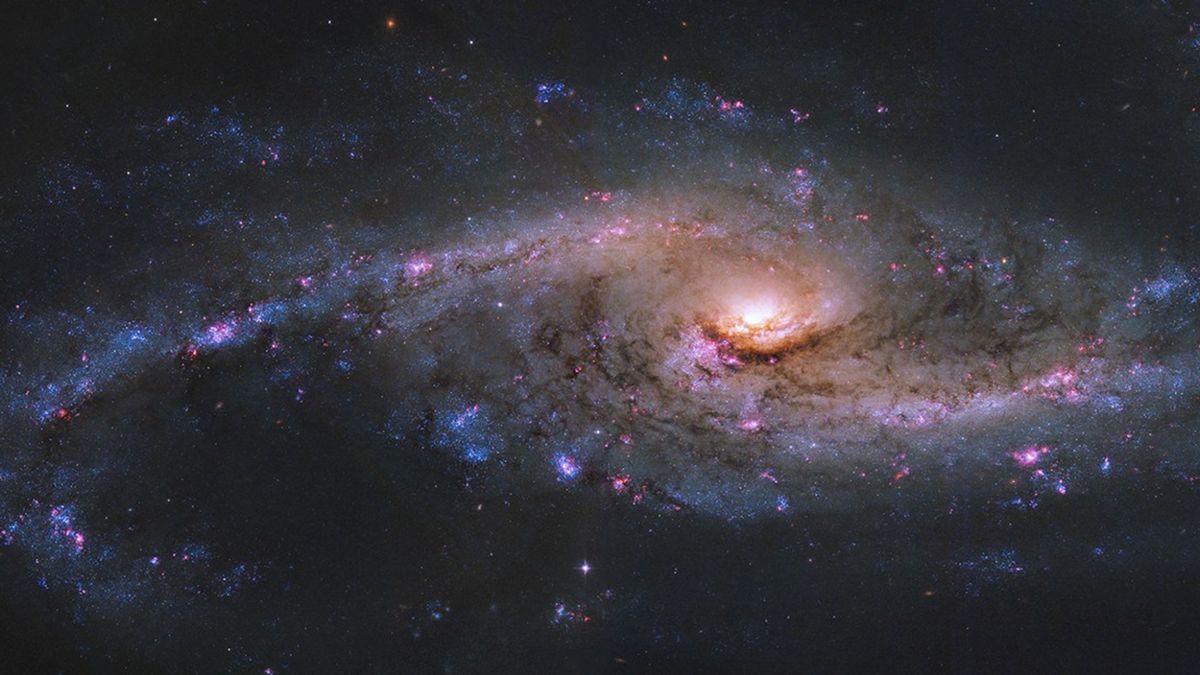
738, 304, 775, 328
699, 291, 828, 358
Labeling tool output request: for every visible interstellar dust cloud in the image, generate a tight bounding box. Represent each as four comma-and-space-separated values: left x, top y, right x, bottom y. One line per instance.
8, 133, 1197, 519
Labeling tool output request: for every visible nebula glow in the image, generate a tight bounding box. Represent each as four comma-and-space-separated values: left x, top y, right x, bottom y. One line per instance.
8, 174, 1193, 520
2, 11, 1199, 669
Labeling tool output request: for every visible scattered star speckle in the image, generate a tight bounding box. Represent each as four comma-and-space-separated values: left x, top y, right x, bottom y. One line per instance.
2, 1, 1200, 672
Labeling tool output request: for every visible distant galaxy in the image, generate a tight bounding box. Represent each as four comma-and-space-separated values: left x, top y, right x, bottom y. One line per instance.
3, 1, 1200, 671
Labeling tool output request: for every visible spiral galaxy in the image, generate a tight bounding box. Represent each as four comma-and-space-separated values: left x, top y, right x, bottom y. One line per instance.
3, 1, 1200, 671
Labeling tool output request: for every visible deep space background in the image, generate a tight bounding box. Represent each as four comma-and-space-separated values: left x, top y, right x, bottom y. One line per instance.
3, 1, 1200, 672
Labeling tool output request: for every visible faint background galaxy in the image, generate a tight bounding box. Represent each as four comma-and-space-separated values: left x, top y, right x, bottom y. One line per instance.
2, 1, 1200, 671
